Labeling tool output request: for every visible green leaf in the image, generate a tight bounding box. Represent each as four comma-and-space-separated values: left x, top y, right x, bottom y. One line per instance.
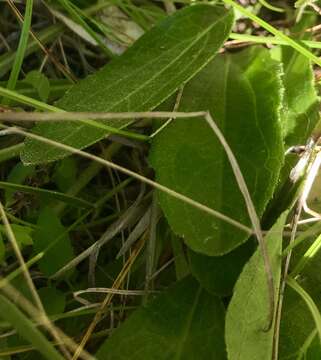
287, 277, 321, 348
225, 212, 287, 360
0, 224, 33, 247
0, 338, 10, 360
0, 295, 64, 360
281, 15, 320, 147
21, 4, 234, 165
23, 71, 50, 102
305, 333, 321, 359
279, 286, 321, 359
37, 287, 66, 315
150, 47, 284, 255
96, 276, 226, 360
53, 157, 77, 192
189, 239, 255, 296
171, 233, 190, 280
33, 207, 74, 277
278, 245, 321, 358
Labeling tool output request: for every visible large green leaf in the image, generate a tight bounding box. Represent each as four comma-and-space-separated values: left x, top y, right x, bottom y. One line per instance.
261, 15, 320, 236
21, 4, 234, 165
150, 47, 284, 255
188, 240, 255, 296
96, 276, 226, 360
225, 212, 287, 360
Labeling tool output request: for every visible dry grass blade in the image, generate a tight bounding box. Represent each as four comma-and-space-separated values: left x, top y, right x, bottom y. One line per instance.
74, 288, 154, 306
204, 112, 275, 330
0, 201, 72, 359
51, 186, 146, 279
273, 138, 321, 358
0, 110, 208, 122
0, 111, 265, 355
117, 205, 152, 258
0, 124, 252, 235
0, 281, 95, 360
5, 0, 76, 82
73, 236, 146, 359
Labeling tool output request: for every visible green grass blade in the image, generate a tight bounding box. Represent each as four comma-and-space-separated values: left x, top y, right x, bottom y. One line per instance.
224, 0, 321, 67
0, 143, 24, 163
57, 0, 115, 58
0, 295, 64, 360
229, 33, 321, 49
3, 0, 34, 105
0, 181, 93, 209
0, 86, 58, 111
0, 87, 150, 141
21, 4, 235, 164
0, 24, 63, 79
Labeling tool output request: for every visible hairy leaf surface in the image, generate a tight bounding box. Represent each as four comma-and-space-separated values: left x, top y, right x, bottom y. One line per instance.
225, 212, 287, 360
150, 47, 284, 255
21, 4, 234, 164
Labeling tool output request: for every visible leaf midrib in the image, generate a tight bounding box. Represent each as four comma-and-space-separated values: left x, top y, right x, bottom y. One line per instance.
56, 10, 231, 146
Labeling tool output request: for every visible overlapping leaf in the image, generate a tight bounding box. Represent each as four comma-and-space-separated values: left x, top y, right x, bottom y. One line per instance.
21, 4, 234, 164
188, 240, 254, 296
225, 212, 287, 360
150, 47, 284, 255
96, 276, 226, 359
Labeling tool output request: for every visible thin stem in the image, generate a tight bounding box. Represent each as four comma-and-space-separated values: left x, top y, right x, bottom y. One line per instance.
0, 143, 24, 163
0, 124, 252, 235
204, 112, 275, 330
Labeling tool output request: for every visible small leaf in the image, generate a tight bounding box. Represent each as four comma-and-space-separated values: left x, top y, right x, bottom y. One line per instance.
38, 287, 66, 315
33, 207, 74, 277
189, 239, 255, 296
11, 224, 33, 246
0, 224, 33, 247
23, 70, 50, 102
21, 4, 234, 164
225, 212, 287, 360
52, 157, 77, 192
96, 276, 226, 359
150, 47, 284, 255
